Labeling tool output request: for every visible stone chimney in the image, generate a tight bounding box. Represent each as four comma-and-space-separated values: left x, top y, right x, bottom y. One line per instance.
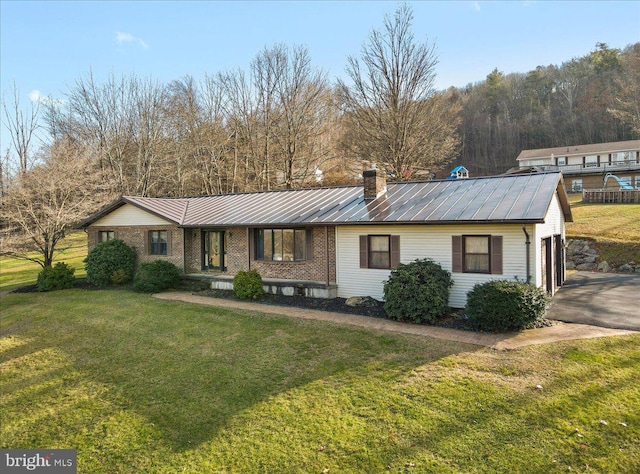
363, 164, 387, 199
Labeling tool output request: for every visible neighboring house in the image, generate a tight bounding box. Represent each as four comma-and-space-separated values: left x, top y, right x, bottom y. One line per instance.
516, 140, 640, 192
80, 170, 572, 308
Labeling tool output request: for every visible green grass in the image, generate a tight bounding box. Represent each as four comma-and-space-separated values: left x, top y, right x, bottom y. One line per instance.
567, 194, 640, 266
0, 232, 88, 291
2, 290, 638, 473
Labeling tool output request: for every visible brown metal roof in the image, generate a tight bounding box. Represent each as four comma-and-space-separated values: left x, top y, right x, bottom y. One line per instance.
517, 140, 640, 161
80, 171, 571, 227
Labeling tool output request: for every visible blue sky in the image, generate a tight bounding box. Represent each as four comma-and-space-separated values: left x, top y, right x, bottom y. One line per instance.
1, 0, 639, 150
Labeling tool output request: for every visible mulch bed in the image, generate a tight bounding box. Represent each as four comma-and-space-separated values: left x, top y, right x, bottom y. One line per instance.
194, 288, 473, 330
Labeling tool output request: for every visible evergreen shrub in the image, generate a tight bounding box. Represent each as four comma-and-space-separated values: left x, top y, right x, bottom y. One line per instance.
133, 260, 181, 293
383, 259, 453, 324
465, 280, 550, 332
37, 262, 76, 292
84, 239, 136, 287
233, 270, 265, 300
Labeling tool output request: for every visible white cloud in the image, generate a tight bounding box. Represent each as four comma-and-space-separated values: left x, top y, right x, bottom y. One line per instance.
115, 31, 148, 49
473, 1, 481, 12
29, 89, 64, 107
29, 89, 43, 102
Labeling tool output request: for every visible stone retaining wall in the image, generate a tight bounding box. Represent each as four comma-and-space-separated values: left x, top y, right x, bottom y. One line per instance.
566, 239, 639, 273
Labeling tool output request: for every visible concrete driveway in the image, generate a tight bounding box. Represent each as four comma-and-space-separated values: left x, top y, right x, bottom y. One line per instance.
550, 272, 640, 331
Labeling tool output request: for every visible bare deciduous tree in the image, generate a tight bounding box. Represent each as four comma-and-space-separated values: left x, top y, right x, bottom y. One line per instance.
0, 140, 114, 267
269, 44, 329, 188
338, 4, 459, 178
2, 82, 41, 173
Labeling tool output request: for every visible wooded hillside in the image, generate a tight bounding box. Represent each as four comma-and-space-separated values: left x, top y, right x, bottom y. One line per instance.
455, 42, 640, 176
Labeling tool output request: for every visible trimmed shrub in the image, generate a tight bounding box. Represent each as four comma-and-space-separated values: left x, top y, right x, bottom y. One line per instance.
84, 239, 136, 287
383, 259, 453, 324
133, 260, 181, 293
37, 262, 76, 292
233, 270, 265, 300
465, 280, 550, 332
111, 269, 130, 285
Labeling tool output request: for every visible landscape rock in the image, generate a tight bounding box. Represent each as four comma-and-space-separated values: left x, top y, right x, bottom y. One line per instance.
617, 263, 634, 273
597, 261, 611, 272
576, 263, 597, 271
345, 296, 380, 308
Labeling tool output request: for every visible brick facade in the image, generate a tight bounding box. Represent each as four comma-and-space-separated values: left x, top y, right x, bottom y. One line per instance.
249, 226, 336, 283
567, 171, 640, 192
88, 225, 184, 270
99, 224, 337, 283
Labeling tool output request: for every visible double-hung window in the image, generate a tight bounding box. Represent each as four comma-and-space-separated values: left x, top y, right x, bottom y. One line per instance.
98, 230, 115, 242
452, 235, 502, 275
368, 235, 391, 269
149, 230, 168, 255
463, 236, 490, 273
359, 235, 400, 269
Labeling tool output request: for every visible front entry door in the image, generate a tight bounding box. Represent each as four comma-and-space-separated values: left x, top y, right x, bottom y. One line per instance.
203, 231, 226, 271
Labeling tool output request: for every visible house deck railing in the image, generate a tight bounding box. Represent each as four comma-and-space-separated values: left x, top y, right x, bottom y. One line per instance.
537, 159, 640, 175
582, 189, 640, 203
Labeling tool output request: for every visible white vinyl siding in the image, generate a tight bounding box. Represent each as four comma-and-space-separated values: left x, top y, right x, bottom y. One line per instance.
93, 204, 173, 226
336, 224, 528, 308
531, 193, 566, 288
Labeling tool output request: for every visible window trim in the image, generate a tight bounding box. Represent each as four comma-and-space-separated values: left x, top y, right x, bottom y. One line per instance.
149, 230, 168, 256
452, 235, 502, 275
254, 228, 308, 262
359, 234, 400, 270
462, 235, 491, 274
98, 230, 115, 243
571, 179, 583, 192
367, 235, 391, 269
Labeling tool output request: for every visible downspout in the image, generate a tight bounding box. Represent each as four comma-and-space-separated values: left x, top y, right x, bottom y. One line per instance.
183, 228, 187, 274
522, 224, 531, 284
325, 226, 330, 287
247, 228, 251, 271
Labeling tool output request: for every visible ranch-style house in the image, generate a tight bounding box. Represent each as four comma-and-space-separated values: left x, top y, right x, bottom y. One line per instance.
80, 169, 573, 308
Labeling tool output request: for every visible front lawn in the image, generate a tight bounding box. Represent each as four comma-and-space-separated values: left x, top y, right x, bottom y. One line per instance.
1, 290, 638, 472
0, 232, 88, 291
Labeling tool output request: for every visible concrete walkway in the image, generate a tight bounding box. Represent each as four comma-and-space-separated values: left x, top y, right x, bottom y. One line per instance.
152, 292, 637, 350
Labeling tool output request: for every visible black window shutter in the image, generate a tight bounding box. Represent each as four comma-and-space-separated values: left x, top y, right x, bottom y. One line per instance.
390, 235, 400, 268
144, 230, 150, 255
359, 235, 368, 268
452, 236, 462, 273
166, 230, 173, 255
491, 236, 503, 274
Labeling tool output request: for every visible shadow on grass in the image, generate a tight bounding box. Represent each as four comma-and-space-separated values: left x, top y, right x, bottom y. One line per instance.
0, 289, 477, 455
